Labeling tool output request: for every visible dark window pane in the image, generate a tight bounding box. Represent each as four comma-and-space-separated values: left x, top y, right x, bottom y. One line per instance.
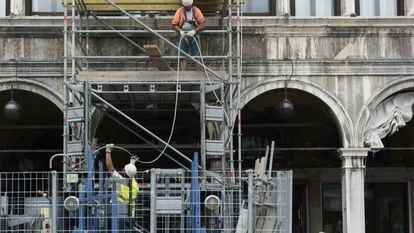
365, 183, 408, 233
322, 184, 342, 233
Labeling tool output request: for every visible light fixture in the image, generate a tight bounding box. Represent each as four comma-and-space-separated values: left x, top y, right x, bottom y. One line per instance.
277, 58, 294, 119
64, 196, 80, 212
3, 59, 21, 122
204, 195, 220, 215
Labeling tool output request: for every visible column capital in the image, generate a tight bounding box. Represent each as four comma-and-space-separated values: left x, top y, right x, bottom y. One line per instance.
337, 148, 369, 157
338, 148, 369, 169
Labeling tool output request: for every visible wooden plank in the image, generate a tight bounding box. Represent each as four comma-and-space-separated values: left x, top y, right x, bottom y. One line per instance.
78, 71, 226, 82
64, 0, 242, 13
144, 44, 172, 71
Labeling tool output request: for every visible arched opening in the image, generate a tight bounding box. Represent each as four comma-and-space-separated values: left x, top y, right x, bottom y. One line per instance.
237, 88, 343, 233
0, 90, 63, 172
364, 90, 414, 233
238, 89, 342, 168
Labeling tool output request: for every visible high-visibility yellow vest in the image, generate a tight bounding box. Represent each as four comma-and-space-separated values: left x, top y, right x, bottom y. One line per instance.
110, 178, 139, 217
117, 179, 139, 204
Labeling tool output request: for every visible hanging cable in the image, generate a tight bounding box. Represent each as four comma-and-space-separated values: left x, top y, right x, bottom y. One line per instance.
194, 38, 220, 102
134, 37, 183, 164
194, 38, 231, 128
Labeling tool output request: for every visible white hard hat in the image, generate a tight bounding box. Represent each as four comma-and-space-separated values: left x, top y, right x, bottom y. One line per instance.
124, 163, 137, 178
182, 0, 193, 7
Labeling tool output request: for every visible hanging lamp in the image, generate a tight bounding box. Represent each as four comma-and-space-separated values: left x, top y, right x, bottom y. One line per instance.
277, 58, 294, 119
4, 59, 21, 122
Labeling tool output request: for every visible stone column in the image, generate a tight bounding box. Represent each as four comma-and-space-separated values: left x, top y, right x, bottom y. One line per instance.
405, 0, 414, 16
341, 0, 356, 16
276, 0, 290, 16
338, 148, 369, 233
10, 0, 25, 16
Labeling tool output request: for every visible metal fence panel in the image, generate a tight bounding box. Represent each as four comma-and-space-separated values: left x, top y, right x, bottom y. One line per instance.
0, 169, 292, 233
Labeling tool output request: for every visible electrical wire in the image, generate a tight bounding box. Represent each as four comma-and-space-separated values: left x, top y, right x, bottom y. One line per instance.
194, 38, 231, 127
133, 37, 183, 164
93, 145, 136, 157
194, 37, 220, 102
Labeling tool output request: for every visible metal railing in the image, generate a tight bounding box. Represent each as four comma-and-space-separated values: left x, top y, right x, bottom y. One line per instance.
0, 169, 291, 233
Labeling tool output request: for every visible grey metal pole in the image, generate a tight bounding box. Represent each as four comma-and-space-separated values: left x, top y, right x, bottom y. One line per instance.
51, 170, 58, 233
268, 141, 275, 178
237, 0, 244, 210
63, 0, 69, 192
71, 0, 76, 81
76, 29, 229, 34
75, 55, 229, 59
104, 0, 224, 81
91, 92, 193, 164
150, 169, 156, 233
84, 83, 90, 164
228, 0, 235, 184
200, 83, 206, 179
247, 169, 254, 233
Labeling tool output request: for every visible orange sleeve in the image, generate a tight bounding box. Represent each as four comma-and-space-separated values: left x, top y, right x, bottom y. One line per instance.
194, 7, 205, 25
172, 8, 182, 26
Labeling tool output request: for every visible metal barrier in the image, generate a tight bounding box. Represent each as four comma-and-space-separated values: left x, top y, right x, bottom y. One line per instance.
0, 169, 292, 233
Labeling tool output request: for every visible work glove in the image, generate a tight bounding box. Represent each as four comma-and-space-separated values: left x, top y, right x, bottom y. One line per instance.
179, 30, 186, 37
186, 29, 196, 37
105, 143, 114, 153
130, 155, 139, 164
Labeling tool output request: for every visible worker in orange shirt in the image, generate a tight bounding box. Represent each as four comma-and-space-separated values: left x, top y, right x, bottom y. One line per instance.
172, 0, 206, 71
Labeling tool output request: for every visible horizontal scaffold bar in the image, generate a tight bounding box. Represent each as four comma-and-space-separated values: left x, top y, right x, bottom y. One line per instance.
64, 0, 242, 13
78, 71, 227, 82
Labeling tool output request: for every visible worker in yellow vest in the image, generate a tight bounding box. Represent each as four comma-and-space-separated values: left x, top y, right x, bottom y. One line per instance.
105, 143, 139, 232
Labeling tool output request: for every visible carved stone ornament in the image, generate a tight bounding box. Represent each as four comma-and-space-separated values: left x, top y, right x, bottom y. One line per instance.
364, 92, 414, 148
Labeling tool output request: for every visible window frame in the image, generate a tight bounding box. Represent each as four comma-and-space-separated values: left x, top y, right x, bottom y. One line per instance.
30, 0, 65, 16
5, 0, 9, 16
290, 0, 341, 16
242, 0, 275, 16
356, 0, 404, 16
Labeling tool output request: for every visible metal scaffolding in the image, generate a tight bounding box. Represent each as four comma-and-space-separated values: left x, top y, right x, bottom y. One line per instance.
62, 0, 244, 199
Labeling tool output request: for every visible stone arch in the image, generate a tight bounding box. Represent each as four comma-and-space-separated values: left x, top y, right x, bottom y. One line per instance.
239, 78, 354, 147
0, 78, 64, 111
356, 76, 414, 147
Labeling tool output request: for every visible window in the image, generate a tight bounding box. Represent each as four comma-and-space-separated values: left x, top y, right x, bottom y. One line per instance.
322, 183, 409, 233
322, 184, 342, 233
291, 0, 340, 16
0, 0, 5, 16
365, 183, 408, 233
0, 0, 10, 17
32, 0, 64, 14
356, 0, 404, 16
243, 0, 270, 14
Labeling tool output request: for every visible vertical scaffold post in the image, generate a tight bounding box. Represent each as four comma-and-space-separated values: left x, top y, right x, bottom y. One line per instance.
51, 170, 57, 233
191, 152, 202, 232
200, 83, 206, 182
247, 169, 254, 233
150, 169, 156, 233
